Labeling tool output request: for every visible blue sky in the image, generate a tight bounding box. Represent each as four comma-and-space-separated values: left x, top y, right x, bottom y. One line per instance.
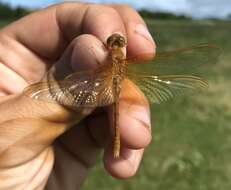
1, 0, 61, 8
1, 0, 231, 19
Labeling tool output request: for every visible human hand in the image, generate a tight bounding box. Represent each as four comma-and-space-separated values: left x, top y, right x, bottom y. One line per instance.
0, 2, 155, 190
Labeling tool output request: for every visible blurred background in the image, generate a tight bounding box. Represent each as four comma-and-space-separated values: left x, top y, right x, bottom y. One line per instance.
0, 0, 230, 189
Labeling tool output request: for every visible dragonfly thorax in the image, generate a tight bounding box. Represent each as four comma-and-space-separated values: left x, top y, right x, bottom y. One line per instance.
111, 55, 127, 77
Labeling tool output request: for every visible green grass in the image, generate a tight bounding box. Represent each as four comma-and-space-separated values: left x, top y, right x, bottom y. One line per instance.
82, 19, 231, 190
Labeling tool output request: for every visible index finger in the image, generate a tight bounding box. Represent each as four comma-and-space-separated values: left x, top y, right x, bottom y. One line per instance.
2, 2, 127, 60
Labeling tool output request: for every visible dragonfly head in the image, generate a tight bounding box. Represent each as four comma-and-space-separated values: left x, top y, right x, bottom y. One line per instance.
106, 33, 126, 50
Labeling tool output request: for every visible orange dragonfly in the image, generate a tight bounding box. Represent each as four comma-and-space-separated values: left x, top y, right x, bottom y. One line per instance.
23, 33, 220, 158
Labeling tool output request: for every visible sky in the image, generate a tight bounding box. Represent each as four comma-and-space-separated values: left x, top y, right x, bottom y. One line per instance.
1, 0, 231, 19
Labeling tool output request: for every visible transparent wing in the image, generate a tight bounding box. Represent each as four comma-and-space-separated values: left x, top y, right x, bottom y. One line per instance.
23, 67, 114, 108
126, 44, 220, 103
127, 73, 208, 104
127, 44, 221, 75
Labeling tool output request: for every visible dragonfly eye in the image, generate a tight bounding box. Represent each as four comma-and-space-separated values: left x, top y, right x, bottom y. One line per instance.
106, 33, 126, 49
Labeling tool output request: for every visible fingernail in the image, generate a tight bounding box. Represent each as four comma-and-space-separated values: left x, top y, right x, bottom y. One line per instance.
121, 149, 142, 173
121, 148, 137, 163
128, 150, 138, 165
135, 24, 154, 45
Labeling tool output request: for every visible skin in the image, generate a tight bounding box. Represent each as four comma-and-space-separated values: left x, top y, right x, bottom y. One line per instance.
0, 2, 155, 190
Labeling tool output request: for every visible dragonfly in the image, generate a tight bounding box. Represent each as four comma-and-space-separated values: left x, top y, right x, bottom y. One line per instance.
23, 33, 220, 158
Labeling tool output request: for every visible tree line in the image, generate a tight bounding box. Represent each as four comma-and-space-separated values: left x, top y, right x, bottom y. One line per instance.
138, 9, 192, 20
0, 2, 30, 20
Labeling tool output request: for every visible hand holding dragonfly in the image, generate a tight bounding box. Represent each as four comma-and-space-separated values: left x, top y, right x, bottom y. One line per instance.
0, 2, 155, 189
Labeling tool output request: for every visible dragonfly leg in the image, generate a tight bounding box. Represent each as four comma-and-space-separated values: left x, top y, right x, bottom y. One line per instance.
113, 101, 120, 158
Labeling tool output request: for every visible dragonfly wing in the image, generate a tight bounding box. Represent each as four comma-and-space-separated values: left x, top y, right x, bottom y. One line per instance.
127, 73, 208, 104
24, 68, 114, 108
126, 44, 219, 103
127, 44, 221, 75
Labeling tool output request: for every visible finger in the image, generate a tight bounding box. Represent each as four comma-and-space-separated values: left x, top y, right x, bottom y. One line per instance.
118, 79, 152, 149
107, 79, 152, 150
1, 3, 126, 62
110, 4, 156, 56
56, 3, 127, 47
104, 145, 144, 179
56, 3, 127, 62
81, 5, 127, 44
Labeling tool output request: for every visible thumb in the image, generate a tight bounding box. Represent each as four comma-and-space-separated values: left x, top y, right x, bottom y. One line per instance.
0, 34, 108, 168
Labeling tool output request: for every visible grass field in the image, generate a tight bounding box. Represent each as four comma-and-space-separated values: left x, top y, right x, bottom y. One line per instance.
82, 19, 231, 190
1, 18, 231, 189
